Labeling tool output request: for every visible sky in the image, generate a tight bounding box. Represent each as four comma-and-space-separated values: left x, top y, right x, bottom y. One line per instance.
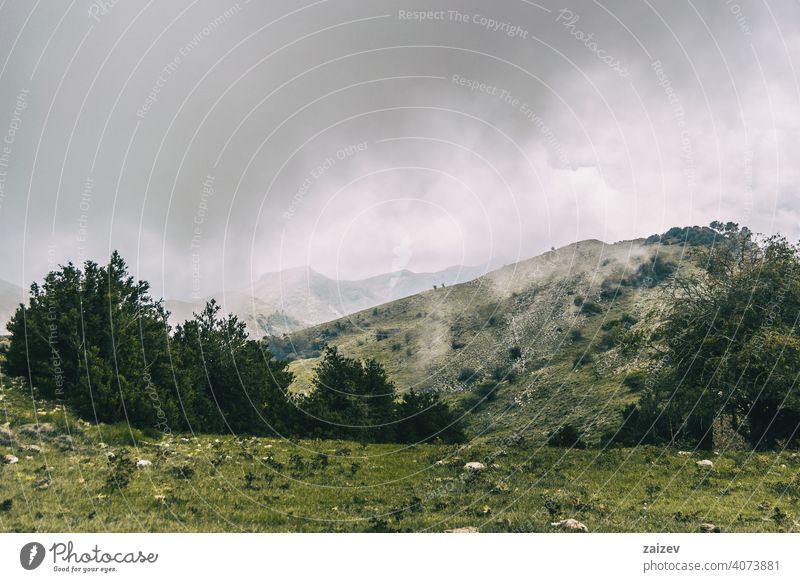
0, 0, 798, 300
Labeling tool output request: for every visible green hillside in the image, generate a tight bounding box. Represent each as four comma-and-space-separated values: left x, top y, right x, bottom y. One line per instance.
277, 238, 698, 445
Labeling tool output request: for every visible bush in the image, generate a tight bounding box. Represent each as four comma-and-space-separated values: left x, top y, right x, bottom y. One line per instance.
579, 300, 603, 315
573, 352, 594, 368
104, 449, 136, 491
509, 346, 522, 360
548, 424, 586, 448
622, 372, 647, 392
457, 367, 477, 384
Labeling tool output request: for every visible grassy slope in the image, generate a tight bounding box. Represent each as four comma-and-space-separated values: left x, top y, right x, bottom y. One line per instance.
282, 239, 694, 444
2, 380, 799, 533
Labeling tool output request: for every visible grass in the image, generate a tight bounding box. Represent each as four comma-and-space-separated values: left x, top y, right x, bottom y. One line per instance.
2, 379, 799, 533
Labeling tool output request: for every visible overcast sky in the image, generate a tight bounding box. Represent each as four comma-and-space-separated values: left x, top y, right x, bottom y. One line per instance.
0, 0, 798, 299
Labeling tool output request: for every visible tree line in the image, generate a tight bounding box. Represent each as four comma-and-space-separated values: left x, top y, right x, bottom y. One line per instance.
2, 252, 464, 443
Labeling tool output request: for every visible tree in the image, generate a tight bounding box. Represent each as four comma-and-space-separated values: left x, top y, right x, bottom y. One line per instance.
300, 347, 465, 443
4, 252, 179, 428
394, 390, 466, 444
618, 224, 800, 449
172, 300, 295, 435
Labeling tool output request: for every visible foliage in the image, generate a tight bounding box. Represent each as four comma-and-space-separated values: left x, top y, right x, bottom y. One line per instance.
616, 223, 800, 449
172, 300, 295, 436
299, 347, 465, 443
548, 424, 586, 448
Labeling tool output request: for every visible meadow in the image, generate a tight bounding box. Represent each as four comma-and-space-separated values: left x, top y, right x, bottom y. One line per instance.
2, 377, 798, 533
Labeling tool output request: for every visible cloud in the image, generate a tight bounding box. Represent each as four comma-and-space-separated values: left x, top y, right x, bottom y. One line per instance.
0, 0, 798, 298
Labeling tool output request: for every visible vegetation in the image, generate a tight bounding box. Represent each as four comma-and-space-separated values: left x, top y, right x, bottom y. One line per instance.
2, 223, 800, 533
615, 222, 800, 450
1, 253, 462, 445
1, 379, 798, 533
299, 347, 465, 443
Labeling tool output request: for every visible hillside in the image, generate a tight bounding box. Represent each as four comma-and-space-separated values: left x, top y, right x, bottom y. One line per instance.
278, 237, 699, 445
166, 264, 485, 336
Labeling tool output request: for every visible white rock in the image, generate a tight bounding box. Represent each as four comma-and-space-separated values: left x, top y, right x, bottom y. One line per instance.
677, 451, 692, 456
445, 526, 478, 533
696, 459, 714, 468
551, 518, 588, 532
464, 462, 486, 473
136, 459, 152, 467
3, 454, 19, 464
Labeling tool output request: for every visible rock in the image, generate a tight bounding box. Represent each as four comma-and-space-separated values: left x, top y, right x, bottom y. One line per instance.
3, 454, 19, 465
464, 462, 486, 473
33, 478, 51, 490
16, 423, 58, 438
21, 444, 42, 453
445, 526, 478, 533
551, 518, 588, 532
699, 523, 720, 533
677, 451, 692, 456
136, 459, 152, 467
0, 425, 15, 446
696, 459, 714, 468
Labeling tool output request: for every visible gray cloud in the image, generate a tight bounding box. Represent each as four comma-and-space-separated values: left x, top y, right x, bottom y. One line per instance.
0, 0, 798, 299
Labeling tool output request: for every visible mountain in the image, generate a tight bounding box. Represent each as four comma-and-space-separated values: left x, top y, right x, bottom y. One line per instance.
165, 264, 485, 336
278, 235, 703, 444
0, 279, 25, 335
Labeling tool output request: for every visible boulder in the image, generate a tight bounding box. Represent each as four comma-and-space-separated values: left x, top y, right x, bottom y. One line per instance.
551, 518, 588, 532
21, 444, 42, 453
445, 526, 478, 533
696, 459, 714, 468
2, 454, 19, 465
699, 523, 720, 533
136, 459, 152, 467
464, 462, 486, 473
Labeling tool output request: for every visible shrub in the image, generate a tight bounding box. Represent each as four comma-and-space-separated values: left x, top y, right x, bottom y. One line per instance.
579, 300, 603, 315
457, 367, 477, 384
548, 424, 586, 448
622, 372, 647, 392
573, 352, 594, 368
104, 449, 136, 491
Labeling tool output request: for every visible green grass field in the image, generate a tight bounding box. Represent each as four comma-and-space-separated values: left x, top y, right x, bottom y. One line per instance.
2, 378, 799, 533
